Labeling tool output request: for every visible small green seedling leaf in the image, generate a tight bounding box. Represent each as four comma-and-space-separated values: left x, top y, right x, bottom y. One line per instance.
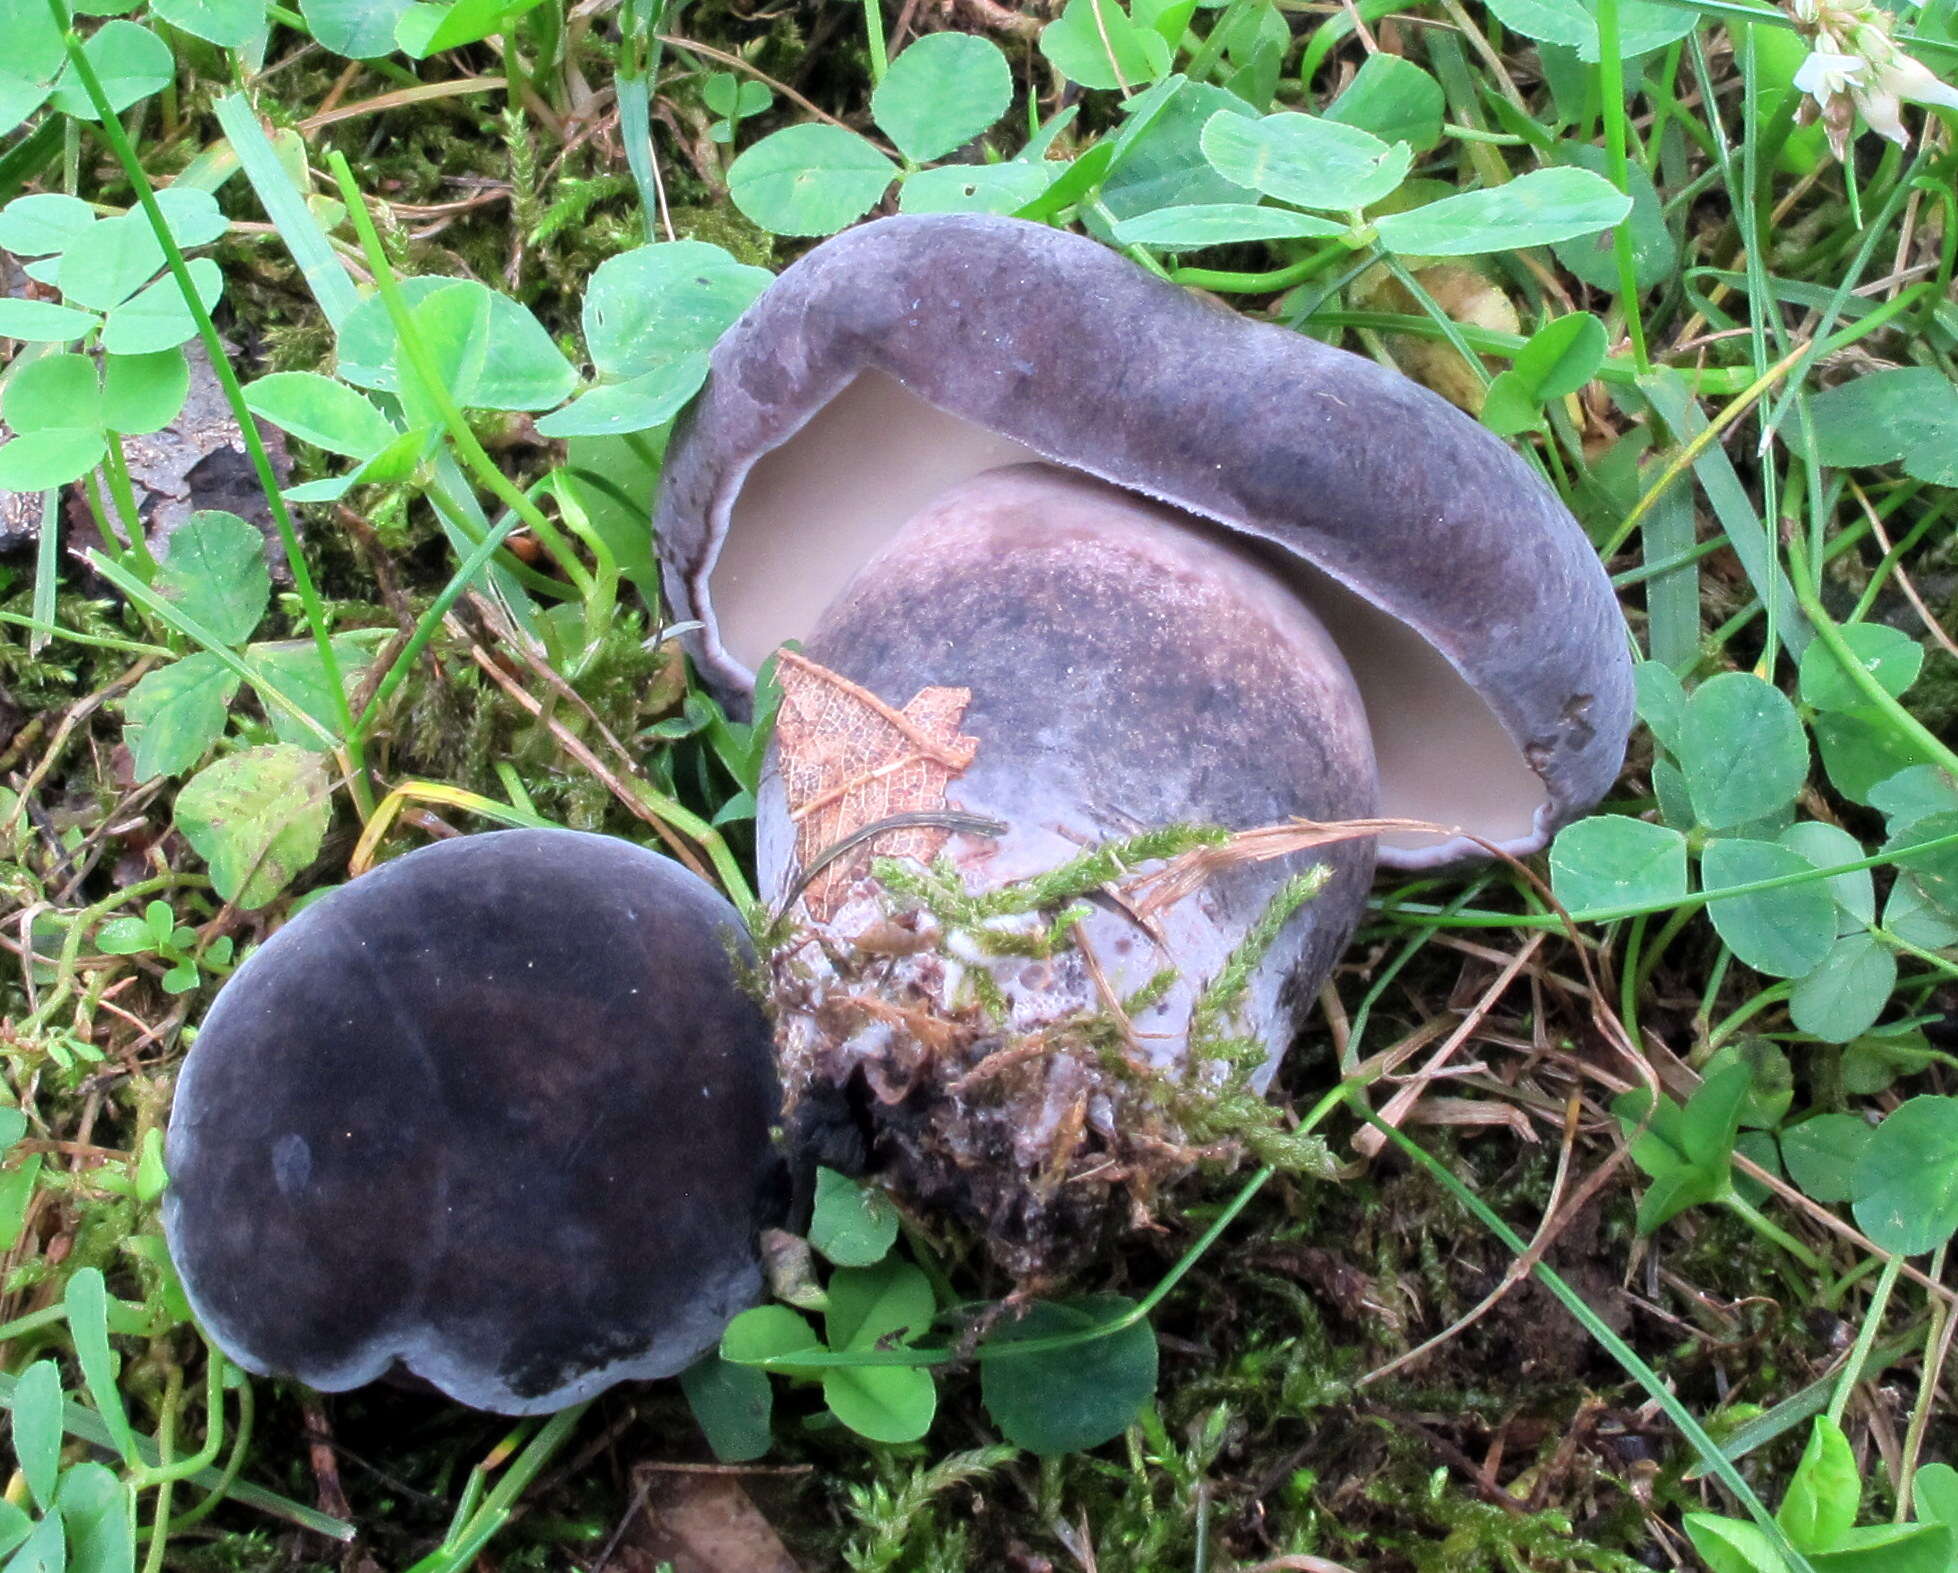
721, 1303, 824, 1375
1482, 0, 1696, 61
1705, 1039, 1792, 1130
808, 1168, 901, 1267
124, 653, 239, 781
174, 744, 332, 908
825, 1259, 934, 1352
1799, 624, 1924, 714
58, 214, 173, 310
66, 1266, 140, 1468
580, 242, 771, 382
1635, 659, 1687, 755
1110, 202, 1345, 247
1199, 109, 1411, 211
1810, 1523, 1955, 1572
1852, 1095, 1958, 1256
56, 1461, 135, 1573
727, 124, 897, 238
679, 1353, 774, 1463
335, 277, 575, 411
1815, 709, 1922, 807
1778, 1415, 1858, 1552
1780, 820, 1874, 928
897, 161, 1060, 215
1550, 143, 1677, 293
11, 1360, 63, 1510
1614, 1062, 1750, 1231
872, 34, 1012, 164
1780, 1113, 1873, 1205
1483, 311, 1607, 434
1039, 0, 1170, 91
3, 351, 102, 434
135, 1127, 169, 1202
703, 71, 770, 122
1700, 837, 1838, 978
0, 298, 97, 342
1373, 168, 1630, 256
245, 371, 397, 458
1098, 77, 1258, 223
822, 1260, 938, 1444
822, 1359, 937, 1444
102, 347, 191, 435
1685, 1513, 1789, 1573
0, 427, 106, 489
1842, 1023, 1938, 1097
1547, 814, 1686, 915
981, 1295, 1158, 1455
0, 1500, 29, 1563
153, 0, 265, 45
0, 192, 95, 256
245, 633, 382, 748
1914, 1462, 1958, 1528
1325, 53, 1445, 151
0, 1145, 43, 1255
1869, 766, 1958, 831
47, 19, 174, 119
0, 351, 107, 487
535, 357, 711, 439
155, 509, 271, 646
409, 0, 547, 54
1887, 876, 1958, 950
301, 0, 414, 56
1789, 933, 1895, 1044
1885, 810, 1958, 918
95, 899, 169, 955
1681, 672, 1808, 830
101, 256, 224, 355
1805, 366, 1958, 487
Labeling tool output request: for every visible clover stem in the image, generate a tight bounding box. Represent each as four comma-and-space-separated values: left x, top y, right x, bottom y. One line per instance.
138, 1363, 181, 1573
1829, 1251, 1904, 1427
100, 440, 160, 579
1897, 1243, 1951, 1520
1594, 0, 1652, 374
1722, 1189, 1825, 1275
1787, 530, 1958, 780
165, 1367, 254, 1535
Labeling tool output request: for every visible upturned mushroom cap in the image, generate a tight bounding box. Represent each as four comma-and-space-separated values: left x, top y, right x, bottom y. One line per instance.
163, 829, 780, 1416
656, 213, 1633, 867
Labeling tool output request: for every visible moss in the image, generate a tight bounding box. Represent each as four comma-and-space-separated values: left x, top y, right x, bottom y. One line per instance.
667, 201, 779, 269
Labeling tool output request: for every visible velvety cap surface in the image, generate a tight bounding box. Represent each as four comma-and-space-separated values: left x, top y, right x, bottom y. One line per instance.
163, 828, 779, 1415
656, 214, 1634, 865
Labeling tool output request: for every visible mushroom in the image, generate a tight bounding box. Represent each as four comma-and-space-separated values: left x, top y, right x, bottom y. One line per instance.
653, 214, 1633, 1276
163, 828, 781, 1415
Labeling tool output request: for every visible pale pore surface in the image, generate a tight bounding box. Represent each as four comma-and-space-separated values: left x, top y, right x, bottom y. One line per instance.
710, 372, 1545, 855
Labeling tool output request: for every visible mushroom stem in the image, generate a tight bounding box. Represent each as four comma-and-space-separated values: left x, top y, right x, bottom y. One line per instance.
758, 465, 1378, 1280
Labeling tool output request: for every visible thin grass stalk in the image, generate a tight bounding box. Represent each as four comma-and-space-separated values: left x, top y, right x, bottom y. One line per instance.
49, 8, 365, 813
1595, 0, 1652, 372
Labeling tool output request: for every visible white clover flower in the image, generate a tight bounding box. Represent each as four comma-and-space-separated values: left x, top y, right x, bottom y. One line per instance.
1876, 50, 1958, 112
1794, 46, 1866, 98
1787, 0, 1958, 154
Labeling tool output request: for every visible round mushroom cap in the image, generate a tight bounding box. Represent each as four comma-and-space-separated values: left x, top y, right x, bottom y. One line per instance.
163, 829, 780, 1416
656, 213, 1634, 868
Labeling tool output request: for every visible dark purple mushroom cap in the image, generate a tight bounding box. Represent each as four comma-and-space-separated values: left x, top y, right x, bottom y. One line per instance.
163, 829, 779, 1416
655, 213, 1633, 868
